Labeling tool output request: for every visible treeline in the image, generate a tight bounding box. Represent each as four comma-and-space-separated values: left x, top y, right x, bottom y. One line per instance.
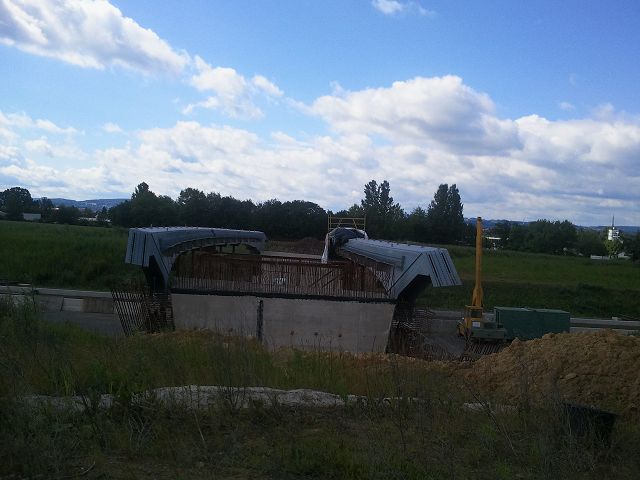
3, 183, 638, 259
107, 181, 469, 244
489, 219, 640, 260
0, 187, 103, 225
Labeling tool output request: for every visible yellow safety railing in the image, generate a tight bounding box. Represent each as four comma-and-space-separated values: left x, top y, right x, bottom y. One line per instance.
327, 214, 366, 232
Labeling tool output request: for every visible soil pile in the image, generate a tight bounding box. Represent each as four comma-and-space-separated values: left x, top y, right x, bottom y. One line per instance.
464, 330, 640, 414
267, 238, 325, 255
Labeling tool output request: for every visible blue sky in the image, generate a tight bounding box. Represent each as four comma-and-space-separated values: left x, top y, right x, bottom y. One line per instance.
0, 0, 638, 226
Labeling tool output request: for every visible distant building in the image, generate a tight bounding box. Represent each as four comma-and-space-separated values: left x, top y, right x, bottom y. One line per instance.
484, 236, 501, 249
608, 216, 621, 242
0, 211, 42, 221
22, 213, 41, 222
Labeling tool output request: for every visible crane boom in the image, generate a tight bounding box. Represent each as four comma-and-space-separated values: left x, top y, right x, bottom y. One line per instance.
457, 216, 484, 337
471, 217, 483, 308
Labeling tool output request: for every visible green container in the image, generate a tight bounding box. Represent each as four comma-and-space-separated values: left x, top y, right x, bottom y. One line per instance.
494, 307, 570, 340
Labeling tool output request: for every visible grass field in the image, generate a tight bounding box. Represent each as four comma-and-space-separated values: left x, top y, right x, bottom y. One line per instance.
421, 246, 640, 317
2, 298, 639, 479
0, 221, 142, 290
1, 221, 638, 316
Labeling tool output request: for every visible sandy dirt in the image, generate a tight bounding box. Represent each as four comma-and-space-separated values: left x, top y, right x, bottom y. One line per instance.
462, 330, 640, 415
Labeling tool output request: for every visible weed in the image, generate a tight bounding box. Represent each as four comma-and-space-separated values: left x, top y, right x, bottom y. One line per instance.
1, 297, 639, 478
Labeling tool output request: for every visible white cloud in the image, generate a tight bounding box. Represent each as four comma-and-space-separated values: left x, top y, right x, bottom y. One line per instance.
559, 101, 575, 111
311, 75, 520, 154
0, 2, 281, 121
0, 110, 77, 134
372, 0, 405, 15
372, 0, 435, 17
1, 76, 638, 226
189, 57, 247, 95
252, 75, 283, 97
103, 122, 123, 134
184, 56, 283, 119
0, 0, 188, 75
25, 137, 54, 156
569, 73, 578, 86
0, 145, 23, 165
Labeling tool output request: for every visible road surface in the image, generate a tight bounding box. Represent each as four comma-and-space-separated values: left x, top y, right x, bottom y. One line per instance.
42, 311, 124, 336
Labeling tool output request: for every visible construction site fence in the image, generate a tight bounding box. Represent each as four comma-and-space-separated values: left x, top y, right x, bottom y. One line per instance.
171, 252, 390, 301
111, 286, 174, 336
327, 215, 366, 232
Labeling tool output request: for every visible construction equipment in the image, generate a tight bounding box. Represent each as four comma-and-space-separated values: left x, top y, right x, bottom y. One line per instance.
457, 217, 508, 357
458, 217, 571, 360
457, 218, 493, 335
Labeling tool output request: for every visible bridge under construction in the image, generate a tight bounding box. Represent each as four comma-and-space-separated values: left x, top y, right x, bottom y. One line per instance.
122, 226, 462, 353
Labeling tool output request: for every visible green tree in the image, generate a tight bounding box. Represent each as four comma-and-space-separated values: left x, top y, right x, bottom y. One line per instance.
360, 180, 404, 239
109, 182, 179, 227
576, 228, 607, 257
282, 200, 327, 239
490, 221, 512, 249
524, 220, 577, 255
129, 182, 178, 227
96, 206, 109, 224
108, 201, 132, 227
624, 231, 640, 261
405, 206, 428, 242
605, 238, 622, 258
177, 187, 207, 226
507, 223, 527, 250
1, 187, 34, 221
38, 197, 54, 221
51, 205, 81, 224
332, 204, 365, 220
205, 193, 255, 230
425, 184, 465, 244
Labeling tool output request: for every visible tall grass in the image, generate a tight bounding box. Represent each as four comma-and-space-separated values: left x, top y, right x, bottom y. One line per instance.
1, 295, 639, 478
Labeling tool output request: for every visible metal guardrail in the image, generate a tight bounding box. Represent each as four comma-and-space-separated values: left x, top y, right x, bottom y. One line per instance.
327, 215, 366, 232
570, 317, 640, 334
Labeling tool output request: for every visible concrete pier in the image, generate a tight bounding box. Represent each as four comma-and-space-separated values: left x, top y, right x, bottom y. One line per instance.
172, 293, 395, 353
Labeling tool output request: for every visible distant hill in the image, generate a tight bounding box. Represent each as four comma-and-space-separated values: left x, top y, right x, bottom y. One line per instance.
47, 198, 127, 211
464, 218, 528, 229
465, 218, 638, 234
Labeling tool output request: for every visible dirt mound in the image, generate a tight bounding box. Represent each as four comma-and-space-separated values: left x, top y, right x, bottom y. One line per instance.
463, 330, 640, 415
267, 238, 325, 255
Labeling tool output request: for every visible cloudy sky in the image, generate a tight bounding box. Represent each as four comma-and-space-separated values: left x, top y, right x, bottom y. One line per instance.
1, 0, 639, 225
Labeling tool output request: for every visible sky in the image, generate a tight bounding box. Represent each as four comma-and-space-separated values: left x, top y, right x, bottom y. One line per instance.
0, 0, 639, 226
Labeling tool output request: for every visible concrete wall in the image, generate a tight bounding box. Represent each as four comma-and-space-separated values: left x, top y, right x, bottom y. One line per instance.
172, 294, 258, 336
171, 293, 395, 353
5, 287, 115, 313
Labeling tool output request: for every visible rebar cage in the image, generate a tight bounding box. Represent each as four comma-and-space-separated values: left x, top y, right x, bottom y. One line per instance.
171, 251, 392, 301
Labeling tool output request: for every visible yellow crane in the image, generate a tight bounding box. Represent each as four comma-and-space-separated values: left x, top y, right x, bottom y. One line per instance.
457, 217, 484, 337
458, 217, 572, 359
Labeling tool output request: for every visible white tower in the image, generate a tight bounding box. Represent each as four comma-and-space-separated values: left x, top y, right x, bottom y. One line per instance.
608, 215, 620, 241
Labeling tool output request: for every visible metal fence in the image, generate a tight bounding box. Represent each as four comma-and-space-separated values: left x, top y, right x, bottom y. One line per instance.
171, 252, 391, 300
111, 285, 174, 336
387, 303, 454, 360
327, 215, 366, 231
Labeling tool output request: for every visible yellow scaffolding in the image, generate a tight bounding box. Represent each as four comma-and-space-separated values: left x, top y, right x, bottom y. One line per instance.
327, 214, 366, 232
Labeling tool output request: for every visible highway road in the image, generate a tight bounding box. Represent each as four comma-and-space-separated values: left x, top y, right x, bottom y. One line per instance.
7, 286, 635, 348
42, 311, 124, 336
